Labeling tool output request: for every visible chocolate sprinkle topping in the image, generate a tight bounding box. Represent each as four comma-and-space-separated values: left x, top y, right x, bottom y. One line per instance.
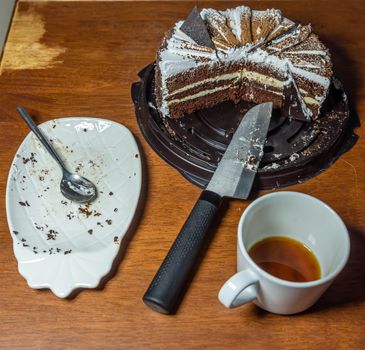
46, 229, 58, 240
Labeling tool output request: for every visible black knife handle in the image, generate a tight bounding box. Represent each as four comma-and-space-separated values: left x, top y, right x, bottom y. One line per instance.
143, 190, 223, 314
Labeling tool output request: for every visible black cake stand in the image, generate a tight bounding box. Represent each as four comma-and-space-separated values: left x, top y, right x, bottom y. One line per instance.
132, 63, 357, 190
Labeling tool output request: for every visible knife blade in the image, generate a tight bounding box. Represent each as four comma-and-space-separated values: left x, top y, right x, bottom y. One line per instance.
143, 102, 273, 314
207, 102, 273, 199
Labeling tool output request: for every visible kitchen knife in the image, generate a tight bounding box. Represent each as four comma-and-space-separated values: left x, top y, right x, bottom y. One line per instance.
143, 102, 273, 314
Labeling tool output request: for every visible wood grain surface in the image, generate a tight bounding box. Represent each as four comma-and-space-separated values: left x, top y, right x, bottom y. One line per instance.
0, 1, 364, 349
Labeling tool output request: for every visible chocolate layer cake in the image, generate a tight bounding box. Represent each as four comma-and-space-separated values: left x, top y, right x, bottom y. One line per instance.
155, 6, 333, 121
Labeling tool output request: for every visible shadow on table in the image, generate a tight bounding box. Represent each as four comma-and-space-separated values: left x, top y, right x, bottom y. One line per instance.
324, 38, 361, 129
305, 227, 365, 313
252, 227, 365, 317
66, 134, 149, 299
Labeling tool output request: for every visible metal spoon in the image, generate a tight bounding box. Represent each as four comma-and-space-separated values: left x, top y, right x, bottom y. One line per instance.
17, 107, 97, 203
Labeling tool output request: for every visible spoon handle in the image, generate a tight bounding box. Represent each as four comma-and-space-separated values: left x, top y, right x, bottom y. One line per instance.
17, 106, 66, 171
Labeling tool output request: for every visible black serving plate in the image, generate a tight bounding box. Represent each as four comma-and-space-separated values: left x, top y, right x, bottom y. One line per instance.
132, 63, 357, 190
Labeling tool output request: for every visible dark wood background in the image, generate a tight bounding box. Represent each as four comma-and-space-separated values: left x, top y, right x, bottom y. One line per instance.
0, 1, 364, 349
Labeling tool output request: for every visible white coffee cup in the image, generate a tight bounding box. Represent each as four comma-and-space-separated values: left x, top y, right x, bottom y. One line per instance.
218, 191, 350, 315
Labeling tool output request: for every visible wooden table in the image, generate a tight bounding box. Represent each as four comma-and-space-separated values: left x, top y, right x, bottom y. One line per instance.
1, 1, 364, 349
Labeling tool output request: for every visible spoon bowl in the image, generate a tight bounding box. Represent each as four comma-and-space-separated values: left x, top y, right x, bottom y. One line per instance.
61, 172, 97, 203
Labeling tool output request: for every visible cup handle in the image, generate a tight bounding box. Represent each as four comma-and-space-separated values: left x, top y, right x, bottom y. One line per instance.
218, 269, 259, 308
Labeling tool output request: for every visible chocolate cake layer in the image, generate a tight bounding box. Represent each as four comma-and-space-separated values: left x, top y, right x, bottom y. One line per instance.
169, 87, 238, 118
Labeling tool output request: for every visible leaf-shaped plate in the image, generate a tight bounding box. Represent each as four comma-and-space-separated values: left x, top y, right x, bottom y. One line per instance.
6, 117, 142, 297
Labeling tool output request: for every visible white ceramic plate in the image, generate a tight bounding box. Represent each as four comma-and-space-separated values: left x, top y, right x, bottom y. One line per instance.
6, 117, 142, 297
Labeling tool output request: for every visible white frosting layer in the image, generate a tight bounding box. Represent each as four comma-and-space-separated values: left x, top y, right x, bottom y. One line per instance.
168, 72, 241, 97
304, 96, 320, 105
241, 69, 283, 88
168, 84, 232, 105
285, 50, 328, 56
